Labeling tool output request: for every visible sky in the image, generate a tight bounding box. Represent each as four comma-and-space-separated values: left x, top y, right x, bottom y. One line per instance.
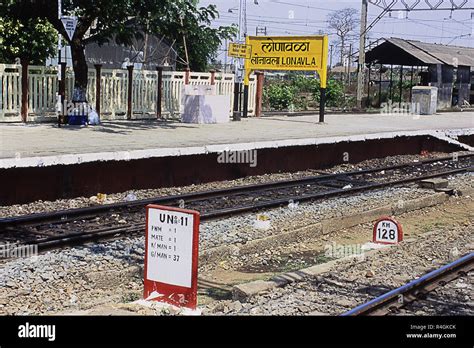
198, 0, 474, 65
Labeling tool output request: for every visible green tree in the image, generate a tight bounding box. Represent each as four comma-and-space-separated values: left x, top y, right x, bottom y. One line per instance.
0, 17, 57, 64
166, 13, 236, 72
0, 0, 235, 103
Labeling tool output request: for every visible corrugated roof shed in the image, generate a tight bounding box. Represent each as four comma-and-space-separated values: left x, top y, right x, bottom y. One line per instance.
366, 38, 474, 67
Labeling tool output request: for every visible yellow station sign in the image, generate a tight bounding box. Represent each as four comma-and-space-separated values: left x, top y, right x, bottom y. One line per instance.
228, 43, 252, 59
245, 35, 328, 87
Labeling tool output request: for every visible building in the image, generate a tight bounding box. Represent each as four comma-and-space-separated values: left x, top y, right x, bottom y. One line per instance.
365, 38, 474, 109
85, 34, 177, 70
47, 34, 177, 70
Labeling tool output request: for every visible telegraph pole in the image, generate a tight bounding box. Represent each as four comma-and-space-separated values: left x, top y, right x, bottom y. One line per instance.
329, 44, 333, 71
57, 0, 63, 127
356, 0, 368, 109
233, 0, 245, 121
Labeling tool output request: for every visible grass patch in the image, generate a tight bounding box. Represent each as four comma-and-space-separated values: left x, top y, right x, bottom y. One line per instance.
121, 292, 141, 303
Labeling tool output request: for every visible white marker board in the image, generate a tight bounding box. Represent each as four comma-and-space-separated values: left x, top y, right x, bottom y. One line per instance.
146, 208, 195, 288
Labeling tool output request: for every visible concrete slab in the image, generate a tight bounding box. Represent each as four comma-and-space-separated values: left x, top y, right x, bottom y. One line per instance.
419, 178, 449, 189
0, 112, 472, 168
232, 280, 278, 301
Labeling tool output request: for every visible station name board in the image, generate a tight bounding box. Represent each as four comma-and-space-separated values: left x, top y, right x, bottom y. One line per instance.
246, 36, 326, 71
244, 35, 328, 88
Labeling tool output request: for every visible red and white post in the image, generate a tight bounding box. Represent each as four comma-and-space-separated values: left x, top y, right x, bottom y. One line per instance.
144, 205, 200, 309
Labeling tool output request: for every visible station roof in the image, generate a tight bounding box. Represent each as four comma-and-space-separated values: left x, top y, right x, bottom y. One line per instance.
365, 37, 474, 67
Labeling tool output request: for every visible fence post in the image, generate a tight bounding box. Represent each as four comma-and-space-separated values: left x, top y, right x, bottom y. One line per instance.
156, 66, 163, 119
127, 65, 133, 119
59, 62, 67, 124
243, 84, 249, 118
233, 82, 241, 121
95, 64, 102, 121
185, 68, 190, 85
20, 59, 29, 123
255, 72, 264, 117
210, 70, 216, 85
0, 65, 4, 120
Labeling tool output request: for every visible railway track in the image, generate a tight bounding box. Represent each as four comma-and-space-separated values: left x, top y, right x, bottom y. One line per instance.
342, 252, 474, 316
1, 153, 472, 254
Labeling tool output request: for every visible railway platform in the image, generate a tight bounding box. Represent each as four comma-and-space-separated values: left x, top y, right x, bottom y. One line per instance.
0, 112, 473, 204
1, 112, 473, 163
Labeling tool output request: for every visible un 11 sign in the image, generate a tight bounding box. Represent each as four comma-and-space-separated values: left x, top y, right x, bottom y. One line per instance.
144, 205, 200, 309
373, 217, 403, 245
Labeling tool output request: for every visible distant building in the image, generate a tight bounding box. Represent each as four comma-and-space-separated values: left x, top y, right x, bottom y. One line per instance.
85, 34, 177, 70
365, 38, 474, 108
47, 34, 177, 71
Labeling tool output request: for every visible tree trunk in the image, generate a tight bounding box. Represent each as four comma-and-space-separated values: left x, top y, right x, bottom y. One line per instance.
340, 37, 345, 66
70, 40, 88, 103
340, 37, 345, 81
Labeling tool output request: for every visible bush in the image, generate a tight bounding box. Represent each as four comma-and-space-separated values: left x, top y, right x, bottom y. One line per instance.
264, 84, 297, 111
290, 74, 320, 93
264, 74, 349, 111
312, 79, 345, 107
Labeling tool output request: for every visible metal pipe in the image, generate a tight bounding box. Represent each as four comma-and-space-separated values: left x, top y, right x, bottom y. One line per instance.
57, 0, 62, 127
233, 82, 241, 121
243, 84, 249, 118
20, 59, 29, 123
319, 88, 326, 122
389, 64, 393, 101
156, 66, 163, 119
378, 64, 382, 108
59, 62, 67, 123
399, 65, 403, 108
95, 64, 102, 121
127, 65, 133, 119
367, 63, 371, 107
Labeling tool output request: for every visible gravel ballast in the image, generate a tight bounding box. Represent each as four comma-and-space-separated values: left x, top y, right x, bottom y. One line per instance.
0, 154, 472, 315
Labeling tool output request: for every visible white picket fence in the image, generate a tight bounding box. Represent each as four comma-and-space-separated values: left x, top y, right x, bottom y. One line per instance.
0, 64, 256, 122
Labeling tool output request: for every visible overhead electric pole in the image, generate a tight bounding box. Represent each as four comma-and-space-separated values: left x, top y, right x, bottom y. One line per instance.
356, 0, 368, 109
57, 0, 63, 127
232, 0, 245, 121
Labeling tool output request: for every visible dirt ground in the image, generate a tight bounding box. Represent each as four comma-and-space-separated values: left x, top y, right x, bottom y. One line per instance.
196, 193, 473, 306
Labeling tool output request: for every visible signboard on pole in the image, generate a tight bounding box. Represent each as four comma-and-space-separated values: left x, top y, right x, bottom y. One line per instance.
228, 43, 252, 59
244, 35, 328, 88
144, 205, 200, 309
61, 16, 78, 41
373, 217, 403, 245
243, 35, 328, 122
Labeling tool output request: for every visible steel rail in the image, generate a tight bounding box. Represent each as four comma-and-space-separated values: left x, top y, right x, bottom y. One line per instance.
200, 166, 471, 219
342, 252, 474, 316
3, 165, 471, 254
1, 153, 472, 228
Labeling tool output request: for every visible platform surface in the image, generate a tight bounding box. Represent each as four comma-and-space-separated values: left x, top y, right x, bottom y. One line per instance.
0, 112, 472, 165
